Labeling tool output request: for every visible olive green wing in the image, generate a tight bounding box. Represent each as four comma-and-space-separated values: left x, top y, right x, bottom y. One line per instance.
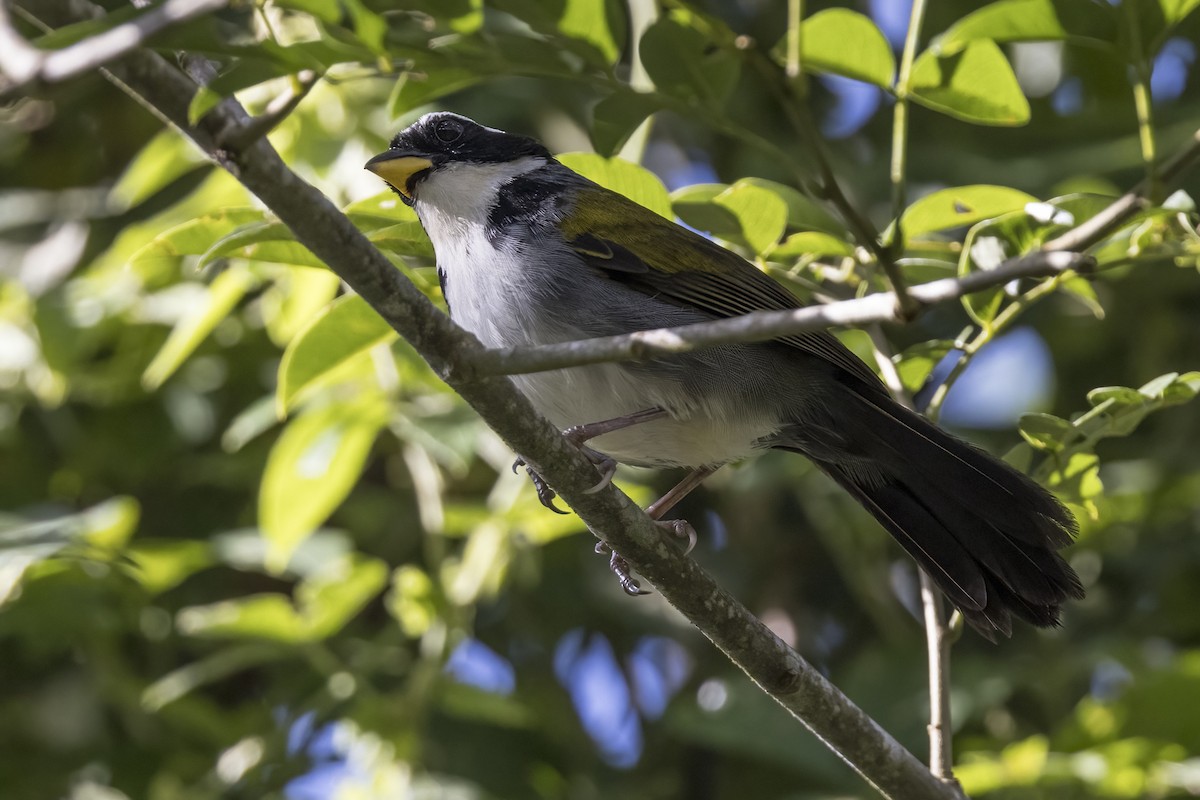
560, 187, 882, 387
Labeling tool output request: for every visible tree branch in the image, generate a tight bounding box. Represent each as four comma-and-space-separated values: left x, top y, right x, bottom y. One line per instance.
0, 0, 227, 94
17, 1, 967, 797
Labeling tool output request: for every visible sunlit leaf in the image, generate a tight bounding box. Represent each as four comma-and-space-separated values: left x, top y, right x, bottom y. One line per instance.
894, 340, 955, 394
277, 294, 398, 414
261, 266, 343, 347
558, 153, 673, 219
937, 0, 1119, 54
794, 9, 896, 88
910, 39, 1030, 125
109, 128, 209, 210
259, 396, 390, 570
177, 555, 388, 641
903, 186, 1038, 238
767, 231, 856, 260
142, 266, 259, 390
713, 181, 789, 256
198, 222, 325, 269
129, 209, 265, 283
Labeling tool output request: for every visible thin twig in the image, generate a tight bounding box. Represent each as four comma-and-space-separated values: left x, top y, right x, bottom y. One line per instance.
470, 251, 1091, 378
868, 327, 961, 791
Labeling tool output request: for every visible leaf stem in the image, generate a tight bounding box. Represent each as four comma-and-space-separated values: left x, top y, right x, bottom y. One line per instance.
890, 0, 929, 248
786, 0, 803, 80
1123, 1, 1157, 190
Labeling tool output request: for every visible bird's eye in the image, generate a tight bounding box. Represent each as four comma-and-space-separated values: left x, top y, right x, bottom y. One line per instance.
433, 118, 464, 144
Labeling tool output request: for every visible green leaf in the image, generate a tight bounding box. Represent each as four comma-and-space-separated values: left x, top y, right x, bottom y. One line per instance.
640, 11, 739, 106
559, 0, 622, 65
591, 90, 662, 157
767, 231, 856, 260
672, 184, 743, 239
1045, 451, 1103, 506
390, 66, 482, 116
893, 340, 955, 393
795, 9, 896, 88
386, 565, 439, 638
109, 128, 208, 210
142, 266, 259, 390
937, 0, 1119, 54
712, 181, 789, 256
909, 39, 1030, 126
177, 555, 388, 642
272, 0, 341, 23
126, 540, 214, 594
259, 396, 390, 570
902, 186, 1038, 237
739, 178, 848, 236
261, 266, 343, 347
1018, 412, 1075, 452
1060, 276, 1105, 318
557, 153, 673, 219
1154, 0, 1200, 26
278, 295, 398, 414
129, 209, 266, 283
199, 222, 325, 269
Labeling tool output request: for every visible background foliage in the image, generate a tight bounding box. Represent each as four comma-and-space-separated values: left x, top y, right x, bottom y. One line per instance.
2, 0, 1200, 798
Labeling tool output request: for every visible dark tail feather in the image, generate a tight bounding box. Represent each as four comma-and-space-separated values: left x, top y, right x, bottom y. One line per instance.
785, 390, 1084, 640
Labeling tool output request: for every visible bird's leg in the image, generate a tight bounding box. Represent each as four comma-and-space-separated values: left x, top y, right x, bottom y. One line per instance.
513, 407, 668, 512
595, 465, 719, 596
563, 407, 669, 493
645, 465, 718, 555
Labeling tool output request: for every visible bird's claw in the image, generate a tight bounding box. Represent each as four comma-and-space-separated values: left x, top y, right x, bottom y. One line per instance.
581, 447, 617, 494
594, 540, 650, 596
656, 518, 698, 555
512, 457, 568, 514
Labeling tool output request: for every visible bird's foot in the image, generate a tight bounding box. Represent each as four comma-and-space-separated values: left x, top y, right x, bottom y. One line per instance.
656, 518, 698, 555
594, 540, 649, 596
512, 457, 568, 514
579, 446, 617, 494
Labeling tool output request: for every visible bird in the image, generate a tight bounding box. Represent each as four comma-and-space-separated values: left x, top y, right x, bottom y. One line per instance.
365, 111, 1084, 640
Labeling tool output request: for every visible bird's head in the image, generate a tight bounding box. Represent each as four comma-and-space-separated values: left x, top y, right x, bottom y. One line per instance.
365, 113, 552, 210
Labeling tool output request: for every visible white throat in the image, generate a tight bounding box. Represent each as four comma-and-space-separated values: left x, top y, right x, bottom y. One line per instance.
413, 156, 549, 351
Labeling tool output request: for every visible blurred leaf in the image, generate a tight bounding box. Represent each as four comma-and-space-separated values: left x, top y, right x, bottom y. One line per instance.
272, 0, 341, 23
672, 184, 742, 239
198, 222, 326, 269
1018, 412, 1075, 452
142, 266, 259, 390
558, 0, 623, 65
894, 340, 955, 393
261, 266, 343, 347
591, 90, 662, 157
937, 0, 1119, 54
177, 555, 388, 641
278, 294, 398, 415
109, 128, 208, 210
125, 540, 214, 594
794, 9, 896, 88
903, 186, 1037, 237
640, 11, 739, 106
386, 565, 438, 637
1060, 276, 1105, 318
391, 65, 481, 116
128, 208, 265, 283
910, 39, 1030, 125
259, 396, 390, 570
558, 153, 673, 219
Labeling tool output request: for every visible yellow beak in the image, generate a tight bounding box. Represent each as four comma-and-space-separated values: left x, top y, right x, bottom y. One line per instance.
364, 152, 434, 199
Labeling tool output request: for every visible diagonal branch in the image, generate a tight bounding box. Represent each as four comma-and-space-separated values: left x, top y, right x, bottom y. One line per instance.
18, 1, 966, 797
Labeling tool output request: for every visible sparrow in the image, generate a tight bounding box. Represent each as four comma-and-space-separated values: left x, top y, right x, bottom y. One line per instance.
365, 112, 1084, 640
